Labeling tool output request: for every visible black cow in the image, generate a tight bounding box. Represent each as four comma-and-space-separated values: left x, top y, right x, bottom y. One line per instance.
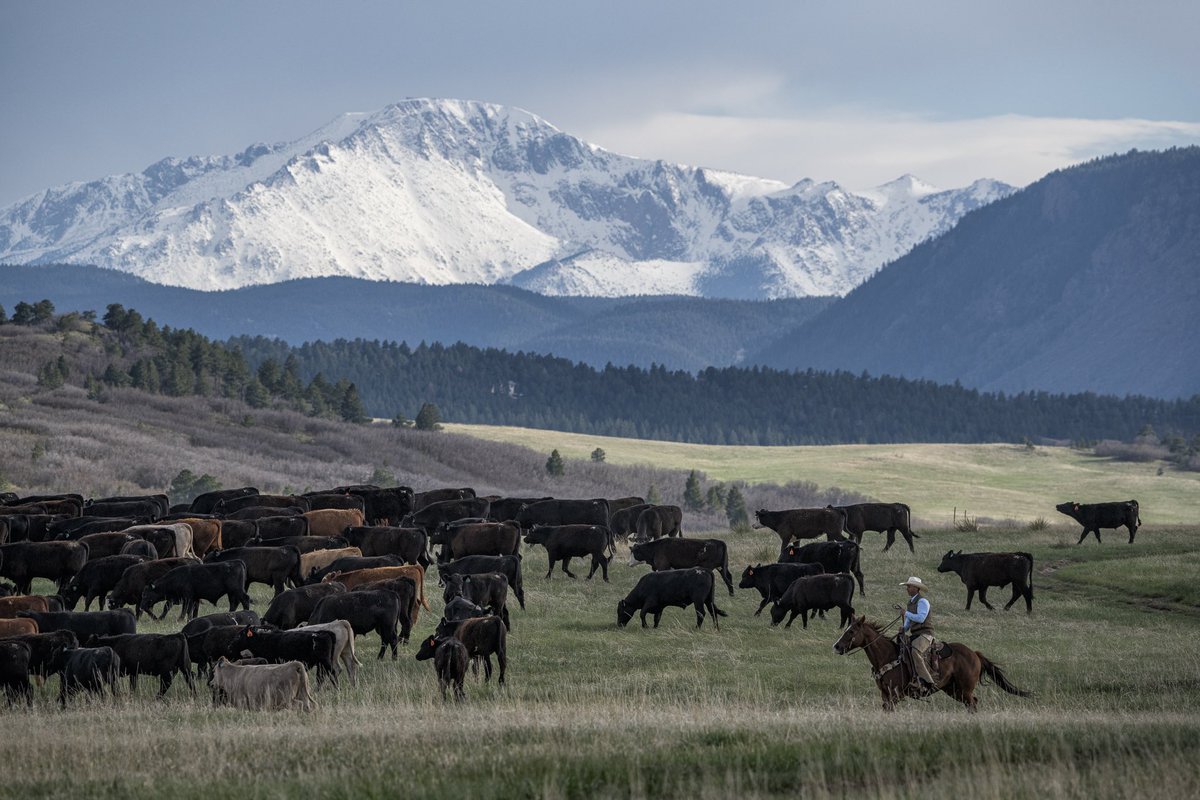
442, 573, 511, 630
0, 541, 89, 594
633, 505, 683, 542
609, 503, 652, 540
230, 626, 337, 686
188, 625, 250, 677
119, 539, 159, 559
0, 641, 32, 706
1056, 500, 1141, 544
779, 540, 866, 596
216, 494, 310, 515
514, 498, 609, 530
442, 597, 488, 622
219, 520, 260, 549
438, 555, 526, 610
616, 568, 725, 629
629, 538, 734, 595
414, 635, 468, 701
769, 573, 856, 628
61, 554, 147, 610
247, 535, 346, 554
181, 610, 262, 639
263, 583, 348, 629
412, 487, 474, 511
77, 532, 138, 561
755, 507, 847, 545
832, 503, 917, 552
431, 521, 521, 563
348, 487, 414, 525
224, 507, 306, 523
739, 563, 825, 615
190, 487, 259, 515
352, 577, 420, 631
310, 590, 404, 658
83, 499, 161, 521
86, 632, 195, 696
0, 630, 77, 681
57, 646, 122, 706
106, 557, 199, 617
306, 493, 367, 513
139, 562, 251, 621
431, 615, 507, 685
91, 494, 168, 518
486, 496, 552, 523
938, 550, 1034, 612
523, 525, 614, 581
205, 546, 301, 596
246, 515, 310, 539
403, 498, 491, 533
18, 608, 136, 638
343, 526, 430, 566
305, 555, 404, 584
50, 516, 140, 539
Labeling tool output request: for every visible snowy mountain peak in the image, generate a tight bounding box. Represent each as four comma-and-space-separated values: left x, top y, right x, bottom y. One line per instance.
0, 98, 1014, 298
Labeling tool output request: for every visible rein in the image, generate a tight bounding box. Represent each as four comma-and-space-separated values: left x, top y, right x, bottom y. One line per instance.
836, 615, 906, 681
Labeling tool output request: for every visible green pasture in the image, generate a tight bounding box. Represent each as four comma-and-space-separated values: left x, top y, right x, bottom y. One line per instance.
444, 423, 1200, 526
2, 524, 1199, 798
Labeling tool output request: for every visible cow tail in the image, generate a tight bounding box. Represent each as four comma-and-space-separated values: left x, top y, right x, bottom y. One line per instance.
1020, 552, 1034, 598
721, 545, 733, 596
977, 651, 1032, 697
900, 503, 919, 538
605, 527, 616, 561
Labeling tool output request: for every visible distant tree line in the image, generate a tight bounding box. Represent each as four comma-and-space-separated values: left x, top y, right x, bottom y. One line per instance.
9, 300, 1200, 445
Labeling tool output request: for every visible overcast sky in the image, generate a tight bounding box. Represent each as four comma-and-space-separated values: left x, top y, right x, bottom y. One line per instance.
2, 1, 1197, 207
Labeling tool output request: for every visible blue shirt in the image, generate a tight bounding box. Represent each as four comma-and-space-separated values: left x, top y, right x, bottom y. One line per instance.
903, 596, 929, 631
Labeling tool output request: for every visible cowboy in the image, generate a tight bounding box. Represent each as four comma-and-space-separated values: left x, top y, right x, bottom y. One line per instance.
893, 576, 938, 697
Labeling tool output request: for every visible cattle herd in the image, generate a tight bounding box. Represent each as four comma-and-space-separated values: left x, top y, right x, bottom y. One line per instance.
0, 486, 1141, 710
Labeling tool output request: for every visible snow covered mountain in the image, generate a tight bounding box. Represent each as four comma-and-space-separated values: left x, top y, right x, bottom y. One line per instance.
0, 99, 1013, 298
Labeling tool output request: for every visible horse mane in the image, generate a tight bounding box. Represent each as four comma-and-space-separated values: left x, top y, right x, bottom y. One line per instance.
858, 617, 886, 636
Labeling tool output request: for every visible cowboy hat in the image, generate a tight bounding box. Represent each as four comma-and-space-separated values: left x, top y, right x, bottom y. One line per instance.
899, 576, 930, 592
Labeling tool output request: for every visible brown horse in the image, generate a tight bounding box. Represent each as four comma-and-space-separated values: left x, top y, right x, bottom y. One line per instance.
832, 615, 1030, 711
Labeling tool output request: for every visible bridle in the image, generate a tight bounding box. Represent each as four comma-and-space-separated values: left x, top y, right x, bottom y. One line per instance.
834, 613, 903, 655
835, 614, 909, 681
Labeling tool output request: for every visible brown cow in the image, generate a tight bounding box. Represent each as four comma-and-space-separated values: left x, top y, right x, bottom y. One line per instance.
0, 595, 52, 618
322, 565, 428, 609
0, 618, 39, 637
299, 547, 363, 581
170, 518, 223, 556
303, 509, 365, 538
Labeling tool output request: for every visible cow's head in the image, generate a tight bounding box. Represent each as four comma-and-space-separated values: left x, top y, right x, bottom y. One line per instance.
414, 635, 439, 661
442, 574, 466, 604
768, 602, 787, 626
753, 509, 768, 528
627, 542, 650, 567
937, 550, 962, 573
616, 599, 633, 628
137, 584, 164, 614
1055, 502, 1080, 518
738, 565, 762, 589
523, 526, 550, 546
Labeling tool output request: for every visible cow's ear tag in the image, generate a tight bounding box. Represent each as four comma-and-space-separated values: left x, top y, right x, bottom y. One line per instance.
748, 568, 754, 575
247, 629, 254, 637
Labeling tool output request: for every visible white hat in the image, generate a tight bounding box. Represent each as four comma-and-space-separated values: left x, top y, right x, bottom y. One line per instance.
899, 576, 929, 593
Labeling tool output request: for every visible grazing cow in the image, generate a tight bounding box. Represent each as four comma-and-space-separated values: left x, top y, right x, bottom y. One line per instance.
403, 498, 492, 533
303, 509, 366, 539
353, 577, 420, 629
0, 641, 32, 706
523, 524, 615, 582
442, 573, 511, 630
210, 658, 316, 711
219, 520, 260, 550
412, 487, 474, 511
414, 635, 468, 701
779, 540, 866, 596
299, 547, 362, 581
17, 609, 136, 639
486, 496, 552, 523
106, 557, 199, 617
189, 487, 258, 515
0, 541, 89, 594
739, 563, 826, 615
230, 626, 337, 687
293, 619, 359, 686
205, 546, 302, 596
263, 583, 348, 630
769, 573, 856, 628
86, 632, 195, 696
439, 555, 526, 611
57, 646, 122, 707
61, 555, 147, 610
937, 551, 1034, 612
348, 487, 415, 525
119, 539, 159, 559
343, 526, 429, 567
431, 521, 521, 563
311, 590, 404, 659
609, 503, 652, 540
628, 538, 734, 595
515, 498, 609, 531
217, 494, 310, 515
443, 597, 488, 622
0, 594, 53, 617
431, 615, 507, 685
1055, 500, 1141, 544
633, 505, 684, 543
617, 568, 725, 629
832, 503, 917, 552
139, 562, 251, 621
755, 507, 847, 545
320, 565, 427, 610
0, 617, 39, 637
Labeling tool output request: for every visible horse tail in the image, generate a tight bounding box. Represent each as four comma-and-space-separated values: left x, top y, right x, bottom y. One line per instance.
976, 651, 1032, 697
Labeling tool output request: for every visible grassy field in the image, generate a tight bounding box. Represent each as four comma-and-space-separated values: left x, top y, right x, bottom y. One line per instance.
444, 423, 1200, 526
3, 524, 1199, 799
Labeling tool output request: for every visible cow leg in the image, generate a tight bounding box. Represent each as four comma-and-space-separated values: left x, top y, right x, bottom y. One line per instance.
903, 531, 916, 553
515, 588, 525, 610
544, 559, 555, 579
501, 606, 511, 631
390, 624, 399, 660
965, 588, 975, 610
561, 558, 576, 579
640, 609, 649, 628
978, 587, 995, 611
482, 655, 493, 682
1004, 584, 1021, 610
158, 673, 172, 698
182, 664, 196, 693
755, 596, 770, 616
586, 556, 599, 580
652, 610, 663, 628
377, 640, 387, 660
883, 530, 895, 551
695, 602, 705, 628
784, 609, 798, 629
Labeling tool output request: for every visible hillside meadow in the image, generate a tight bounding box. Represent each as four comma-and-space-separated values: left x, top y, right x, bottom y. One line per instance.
2, 524, 1198, 799
444, 423, 1200, 526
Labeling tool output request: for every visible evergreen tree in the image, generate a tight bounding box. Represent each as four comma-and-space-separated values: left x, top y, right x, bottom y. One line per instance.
36, 360, 65, 389
102, 303, 127, 330
340, 382, 368, 423
0, 304, 7, 324
545, 449, 565, 477
726, 485, 750, 531
646, 484, 662, 504
11, 302, 35, 325
32, 299, 55, 323
590, 447, 606, 463
245, 378, 271, 409
705, 483, 727, 512
168, 469, 222, 506
415, 403, 443, 431
683, 469, 704, 511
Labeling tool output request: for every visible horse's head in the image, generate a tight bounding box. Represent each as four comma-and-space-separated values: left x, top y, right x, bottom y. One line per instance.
832, 615, 871, 655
